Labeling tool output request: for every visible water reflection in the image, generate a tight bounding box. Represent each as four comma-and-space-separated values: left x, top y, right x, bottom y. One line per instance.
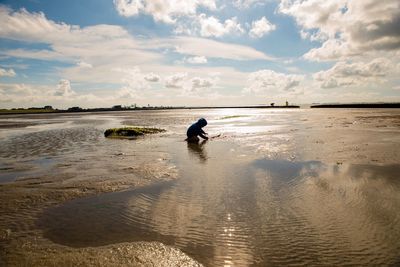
187, 140, 208, 162
38, 140, 400, 266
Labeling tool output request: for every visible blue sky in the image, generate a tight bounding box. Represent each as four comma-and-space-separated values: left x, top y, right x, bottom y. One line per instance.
0, 0, 399, 108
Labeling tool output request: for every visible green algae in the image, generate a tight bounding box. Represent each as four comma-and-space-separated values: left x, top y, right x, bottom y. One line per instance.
104, 127, 166, 138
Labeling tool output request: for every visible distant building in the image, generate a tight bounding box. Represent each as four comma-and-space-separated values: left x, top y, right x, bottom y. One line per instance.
44, 105, 53, 110
112, 105, 122, 110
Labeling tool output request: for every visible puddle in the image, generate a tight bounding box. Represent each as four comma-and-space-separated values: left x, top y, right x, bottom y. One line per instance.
38, 140, 400, 266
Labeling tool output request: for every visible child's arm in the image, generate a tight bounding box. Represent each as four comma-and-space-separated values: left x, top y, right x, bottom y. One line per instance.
199, 132, 208, 140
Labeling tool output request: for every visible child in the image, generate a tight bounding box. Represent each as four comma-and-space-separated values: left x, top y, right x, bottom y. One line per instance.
186, 118, 208, 142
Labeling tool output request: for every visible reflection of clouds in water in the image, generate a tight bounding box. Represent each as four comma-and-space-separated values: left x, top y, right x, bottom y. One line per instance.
252, 159, 400, 265
252, 159, 324, 185
347, 164, 400, 183
38, 147, 400, 266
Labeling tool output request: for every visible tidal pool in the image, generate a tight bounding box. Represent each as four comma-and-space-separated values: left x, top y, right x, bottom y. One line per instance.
1, 108, 400, 266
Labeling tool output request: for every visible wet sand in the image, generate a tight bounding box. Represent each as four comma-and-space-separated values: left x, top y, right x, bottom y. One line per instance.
1, 109, 400, 266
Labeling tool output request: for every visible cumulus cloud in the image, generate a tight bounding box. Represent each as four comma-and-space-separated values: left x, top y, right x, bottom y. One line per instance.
113, 0, 144, 17
164, 73, 217, 94
113, 67, 159, 98
113, 67, 155, 98
191, 77, 214, 91
113, 0, 216, 24
165, 73, 188, 89
54, 79, 76, 97
198, 14, 244, 37
0, 83, 37, 96
0, 83, 47, 106
186, 56, 208, 64
249, 17, 276, 38
144, 72, 160, 82
279, 0, 400, 61
0, 68, 16, 77
116, 86, 139, 99
245, 69, 304, 94
313, 58, 393, 88
0, 82, 112, 109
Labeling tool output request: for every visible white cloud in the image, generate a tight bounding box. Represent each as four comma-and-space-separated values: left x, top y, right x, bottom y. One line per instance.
54, 79, 76, 97
144, 72, 160, 82
113, 0, 144, 17
113, 67, 159, 98
116, 86, 139, 99
0, 82, 114, 109
0, 6, 273, 94
279, 0, 400, 61
113, 0, 216, 24
153, 36, 274, 61
165, 73, 188, 89
1, 49, 72, 62
186, 56, 208, 64
76, 61, 93, 68
0, 68, 16, 77
245, 69, 304, 94
313, 58, 393, 88
198, 14, 244, 37
173, 14, 245, 38
249, 17, 276, 38
0, 7, 135, 45
233, 0, 266, 9
0, 83, 37, 96
191, 77, 214, 91
164, 73, 217, 94
0, 6, 160, 65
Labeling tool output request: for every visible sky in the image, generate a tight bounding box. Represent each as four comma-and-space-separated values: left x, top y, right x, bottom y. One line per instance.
0, 0, 399, 108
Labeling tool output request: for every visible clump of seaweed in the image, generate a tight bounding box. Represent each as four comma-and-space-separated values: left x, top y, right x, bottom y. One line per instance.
104, 127, 166, 138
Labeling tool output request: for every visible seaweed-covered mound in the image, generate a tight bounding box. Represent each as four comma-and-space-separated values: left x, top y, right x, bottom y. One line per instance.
104, 127, 166, 138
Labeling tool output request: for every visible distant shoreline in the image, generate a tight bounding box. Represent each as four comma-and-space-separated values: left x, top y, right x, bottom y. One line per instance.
2, 103, 400, 115
310, 103, 400, 108
0, 105, 300, 115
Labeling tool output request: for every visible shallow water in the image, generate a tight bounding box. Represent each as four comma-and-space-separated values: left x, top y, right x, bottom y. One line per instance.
38, 139, 400, 266
1, 109, 400, 266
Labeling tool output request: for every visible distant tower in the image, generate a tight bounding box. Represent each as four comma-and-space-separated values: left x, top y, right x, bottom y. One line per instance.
286, 101, 289, 106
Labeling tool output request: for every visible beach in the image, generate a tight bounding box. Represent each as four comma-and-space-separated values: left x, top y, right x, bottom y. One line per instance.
1, 108, 400, 266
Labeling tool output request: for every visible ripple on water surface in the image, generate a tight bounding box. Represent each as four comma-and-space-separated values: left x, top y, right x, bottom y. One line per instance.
38, 141, 400, 266
0, 126, 102, 159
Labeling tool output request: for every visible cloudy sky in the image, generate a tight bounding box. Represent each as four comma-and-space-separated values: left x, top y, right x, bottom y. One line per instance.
0, 0, 399, 108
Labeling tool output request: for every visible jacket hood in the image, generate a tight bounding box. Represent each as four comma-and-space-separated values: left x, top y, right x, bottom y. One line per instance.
197, 118, 207, 127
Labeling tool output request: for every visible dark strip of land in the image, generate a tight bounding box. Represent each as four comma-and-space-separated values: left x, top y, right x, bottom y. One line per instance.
311, 103, 400, 108
0, 105, 300, 115
183, 105, 300, 109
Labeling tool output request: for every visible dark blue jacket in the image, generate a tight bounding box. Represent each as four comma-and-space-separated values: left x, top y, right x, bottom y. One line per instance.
187, 118, 207, 139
